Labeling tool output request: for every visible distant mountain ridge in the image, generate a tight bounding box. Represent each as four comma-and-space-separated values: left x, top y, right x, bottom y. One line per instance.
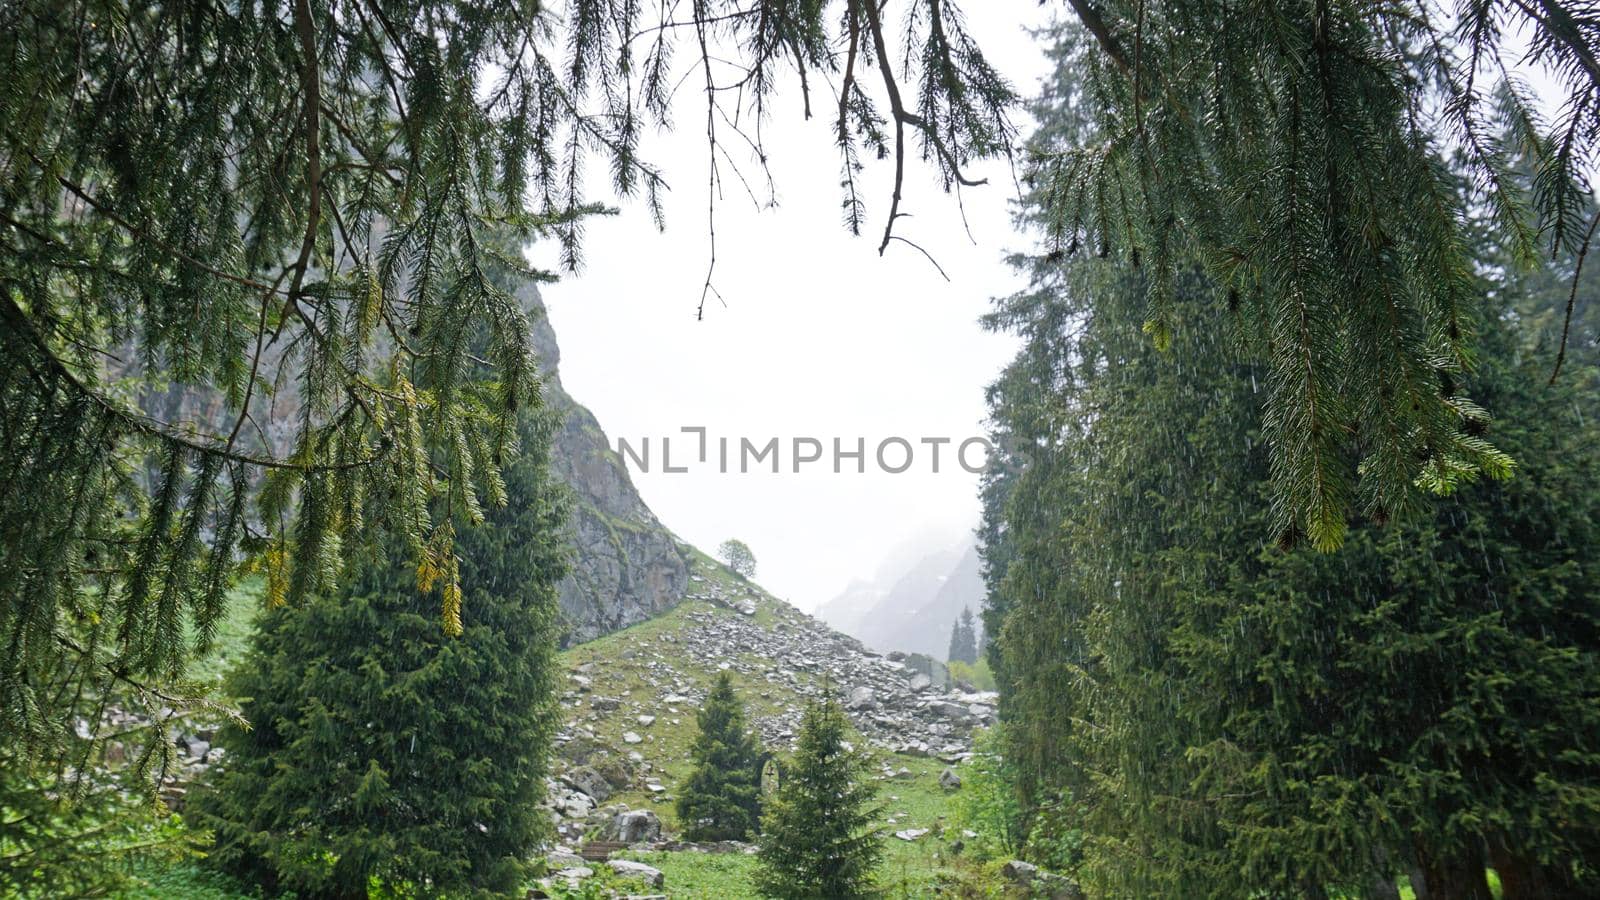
819, 537, 985, 660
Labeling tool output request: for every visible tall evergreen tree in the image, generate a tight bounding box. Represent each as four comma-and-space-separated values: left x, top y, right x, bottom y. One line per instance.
982, 24, 1600, 898
755, 695, 884, 899
193, 405, 569, 898
947, 607, 978, 665
677, 671, 763, 841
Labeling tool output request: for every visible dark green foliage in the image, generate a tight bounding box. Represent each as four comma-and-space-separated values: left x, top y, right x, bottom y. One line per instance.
946, 607, 978, 665
755, 695, 884, 899
981, 25, 1600, 897
0, 761, 198, 898
193, 407, 569, 898
989, 250, 1600, 896
1035, 0, 1599, 547
677, 671, 763, 841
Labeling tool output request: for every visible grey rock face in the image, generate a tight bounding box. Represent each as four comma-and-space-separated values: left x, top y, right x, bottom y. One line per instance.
605, 809, 663, 844
521, 286, 689, 645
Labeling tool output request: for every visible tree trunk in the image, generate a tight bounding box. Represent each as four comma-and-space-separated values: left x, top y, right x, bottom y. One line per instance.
1366, 844, 1402, 900
1486, 834, 1580, 899
1413, 839, 1493, 900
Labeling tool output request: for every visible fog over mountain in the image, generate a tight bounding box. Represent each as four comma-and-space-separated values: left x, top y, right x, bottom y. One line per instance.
818, 533, 986, 660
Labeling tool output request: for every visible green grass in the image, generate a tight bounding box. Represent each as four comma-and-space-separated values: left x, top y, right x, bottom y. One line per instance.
616, 850, 760, 898
121, 862, 260, 900
185, 577, 266, 691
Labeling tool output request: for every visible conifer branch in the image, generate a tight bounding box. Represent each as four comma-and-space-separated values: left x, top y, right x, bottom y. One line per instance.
288, 0, 324, 305
862, 0, 909, 256
1549, 207, 1598, 384
1065, 0, 1132, 75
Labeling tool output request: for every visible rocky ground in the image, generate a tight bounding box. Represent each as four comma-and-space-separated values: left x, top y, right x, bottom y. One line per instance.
531, 550, 1016, 895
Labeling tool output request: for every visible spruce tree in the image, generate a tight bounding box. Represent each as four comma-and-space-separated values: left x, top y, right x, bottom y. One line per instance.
676, 671, 763, 841
755, 695, 884, 899
193, 406, 569, 898
947, 607, 979, 665
982, 25, 1600, 896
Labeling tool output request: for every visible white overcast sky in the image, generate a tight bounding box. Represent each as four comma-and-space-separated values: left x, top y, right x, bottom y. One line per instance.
527, 3, 1058, 610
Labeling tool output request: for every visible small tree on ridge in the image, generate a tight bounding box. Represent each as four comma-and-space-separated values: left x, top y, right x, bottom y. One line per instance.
718, 539, 757, 579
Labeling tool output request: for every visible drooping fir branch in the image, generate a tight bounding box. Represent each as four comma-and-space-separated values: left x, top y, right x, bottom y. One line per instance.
0, 0, 1018, 789
1039, 0, 1589, 547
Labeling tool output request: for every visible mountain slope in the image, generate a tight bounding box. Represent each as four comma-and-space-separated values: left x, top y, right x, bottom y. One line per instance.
546, 549, 996, 836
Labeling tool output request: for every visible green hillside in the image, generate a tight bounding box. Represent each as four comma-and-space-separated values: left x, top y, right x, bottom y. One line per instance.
131, 551, 1036, 898
545, 549, 1008, 896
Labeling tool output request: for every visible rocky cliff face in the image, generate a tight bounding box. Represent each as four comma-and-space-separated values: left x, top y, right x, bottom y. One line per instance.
522, 286, 689, 645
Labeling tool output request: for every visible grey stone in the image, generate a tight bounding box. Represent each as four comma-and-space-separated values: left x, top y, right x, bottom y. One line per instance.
608, 859, 665, 888
546, 848, 585, 868
558, 792, 594, 818
605, 809, 663, 844
561, 765, 613, 803
1002, 860, 1040, 883
846, 686, 878, 711
940, 768, 962, 791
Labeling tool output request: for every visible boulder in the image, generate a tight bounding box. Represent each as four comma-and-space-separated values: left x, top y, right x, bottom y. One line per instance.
846, 686, 878, 711
939, 768, 962, 791
557, 791, 594, 819
926, 700, 975, 724
1002, 860, 1040, 883
605, 809, 663, 844
1002, 860, 1081, 899
608, 859, 665, 888
561, 765, 613, 803
545, 848, 585, 868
